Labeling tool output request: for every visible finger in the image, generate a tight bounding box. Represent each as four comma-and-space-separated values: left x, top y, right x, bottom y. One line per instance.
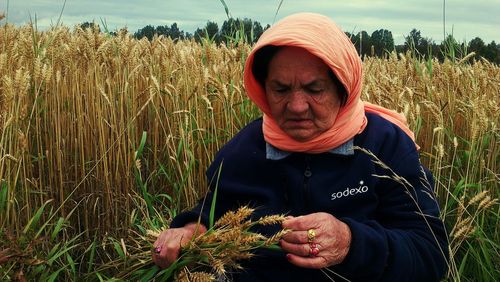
281, 230, 310, 244
152, 231, 168, 266
282, 213, 322, 230
185, 222, 208, 236
152, 230, 183, 268
280, 240, 311, 257
153, 230, 167, 250
286, 253, 327, 269
163, 236, 182, 264
152, 253, 169, 269
152, 252, 159, 266
152, 245, 169, 269
283, 215, 309, 230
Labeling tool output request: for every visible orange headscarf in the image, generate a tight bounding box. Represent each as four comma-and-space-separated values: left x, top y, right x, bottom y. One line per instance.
244, 12, 417, 153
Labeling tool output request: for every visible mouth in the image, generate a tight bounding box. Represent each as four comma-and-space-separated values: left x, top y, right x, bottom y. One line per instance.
284, 119, 313, 128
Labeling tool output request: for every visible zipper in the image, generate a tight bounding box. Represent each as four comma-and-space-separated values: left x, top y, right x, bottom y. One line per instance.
303, 155, 312, 211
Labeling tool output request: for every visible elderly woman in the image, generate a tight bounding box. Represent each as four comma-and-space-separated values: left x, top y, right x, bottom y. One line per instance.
153, 13, 448, 281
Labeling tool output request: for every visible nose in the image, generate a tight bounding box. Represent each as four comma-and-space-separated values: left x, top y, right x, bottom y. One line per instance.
286, 90, 309, 114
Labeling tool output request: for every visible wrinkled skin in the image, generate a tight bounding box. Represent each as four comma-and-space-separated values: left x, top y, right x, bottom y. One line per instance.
152, 223, 207, 269
152, 47, 350, 270
265, 46, 341, 142
280, 213, 351, 268
152, 213, 351, 270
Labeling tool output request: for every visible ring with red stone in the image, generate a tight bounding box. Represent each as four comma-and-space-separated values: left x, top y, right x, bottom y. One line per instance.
309, 243, 320, 257
153, 246, 162, 254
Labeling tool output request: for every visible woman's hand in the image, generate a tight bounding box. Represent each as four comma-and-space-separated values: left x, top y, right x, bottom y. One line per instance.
152, 222, 207, 268
280, 212, 351, 269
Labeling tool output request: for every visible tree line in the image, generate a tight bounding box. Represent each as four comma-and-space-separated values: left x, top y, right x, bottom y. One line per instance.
130, 18, 269, 45
81, 18, 500, 64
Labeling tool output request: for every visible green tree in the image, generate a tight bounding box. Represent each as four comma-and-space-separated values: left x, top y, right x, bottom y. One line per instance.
441, 34, 466, 61
345, 31, 367, 56
371, 29, 394, 56
80, 21, 100, 32
134, 23, 185, 41
134, 25, 156, 40
404, 29, 434, 59
252, 21, 265, 42
483, 41, 500, 63
220, 18, 264, 44
351, 31, 371, 57
468, 37, 486, 61
405, 29, 423, 50
194, 21, 219, 43
168, 23, 184, 40
156, 25, 170, 37
345, 32, 357, 45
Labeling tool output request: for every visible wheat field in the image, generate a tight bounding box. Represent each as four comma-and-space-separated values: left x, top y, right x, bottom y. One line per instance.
0, 24, 498, 281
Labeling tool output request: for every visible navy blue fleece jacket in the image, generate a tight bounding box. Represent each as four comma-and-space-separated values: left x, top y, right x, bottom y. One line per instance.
171, 113, 449, 281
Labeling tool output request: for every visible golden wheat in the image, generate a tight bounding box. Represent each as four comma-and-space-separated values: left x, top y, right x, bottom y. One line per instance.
0, 24, 498, 280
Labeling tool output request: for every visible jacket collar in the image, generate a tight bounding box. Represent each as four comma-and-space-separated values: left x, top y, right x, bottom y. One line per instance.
266, 138, 354, 160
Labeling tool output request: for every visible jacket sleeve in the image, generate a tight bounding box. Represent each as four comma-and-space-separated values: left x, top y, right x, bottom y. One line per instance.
170, 120, 265, 229
334, 150, 449, 282
169, 197, 211, 229
170, 154, 227, 229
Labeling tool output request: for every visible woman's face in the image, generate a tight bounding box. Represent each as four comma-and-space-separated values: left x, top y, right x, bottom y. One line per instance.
265, 47, 341, 142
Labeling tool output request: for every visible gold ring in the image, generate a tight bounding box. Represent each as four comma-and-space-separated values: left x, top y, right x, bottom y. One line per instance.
307, 229, 316, 243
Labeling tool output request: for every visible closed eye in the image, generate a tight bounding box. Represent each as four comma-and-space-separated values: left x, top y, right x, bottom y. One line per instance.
268, 81, 290, 94
304, 81, 326, 95
305, 87, 323, 94
274, 87, 289, 93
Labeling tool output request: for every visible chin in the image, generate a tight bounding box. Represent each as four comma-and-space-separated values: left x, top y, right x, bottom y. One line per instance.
288, 133, 316, 142
282, 127, 319, 142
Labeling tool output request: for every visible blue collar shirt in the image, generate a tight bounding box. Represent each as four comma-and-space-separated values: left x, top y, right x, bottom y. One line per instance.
265, 138, 354, 160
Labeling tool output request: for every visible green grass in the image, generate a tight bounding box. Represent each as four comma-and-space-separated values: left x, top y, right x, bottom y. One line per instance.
0, 23, 498, 281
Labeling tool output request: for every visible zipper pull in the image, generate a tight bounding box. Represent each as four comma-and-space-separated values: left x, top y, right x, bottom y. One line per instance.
304, 156, 312, 178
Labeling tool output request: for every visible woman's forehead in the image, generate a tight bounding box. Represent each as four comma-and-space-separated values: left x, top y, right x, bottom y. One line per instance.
270, 46, 323, 62
267, 47, 332, 78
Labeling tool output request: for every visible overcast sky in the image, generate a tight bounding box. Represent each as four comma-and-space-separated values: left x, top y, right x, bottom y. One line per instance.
2, 0, 499, 44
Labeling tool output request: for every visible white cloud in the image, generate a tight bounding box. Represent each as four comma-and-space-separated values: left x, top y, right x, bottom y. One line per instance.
2, 0, 498, 44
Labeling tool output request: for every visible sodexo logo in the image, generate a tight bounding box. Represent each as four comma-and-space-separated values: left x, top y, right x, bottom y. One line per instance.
331, 180, 369, 200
